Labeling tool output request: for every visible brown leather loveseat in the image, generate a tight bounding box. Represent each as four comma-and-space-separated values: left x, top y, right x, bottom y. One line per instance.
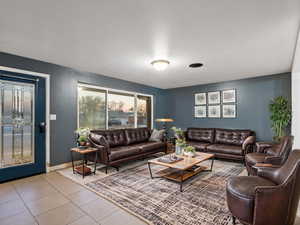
88, 128, 166, 173
185, 128, 256, 161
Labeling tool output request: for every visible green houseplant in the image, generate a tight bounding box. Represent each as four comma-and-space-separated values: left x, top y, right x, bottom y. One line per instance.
75, 127, 90, 147
184, 146, 196, 157
269, 96, 291, 141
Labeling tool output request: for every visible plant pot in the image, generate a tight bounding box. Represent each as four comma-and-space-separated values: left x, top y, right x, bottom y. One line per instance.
79, 141, 86, 147
184, 151, 195, 158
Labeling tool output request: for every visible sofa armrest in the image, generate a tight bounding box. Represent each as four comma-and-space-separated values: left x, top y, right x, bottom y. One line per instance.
88, 135, 110, 154
253, 163, 281, 169
256, 166, 279, 182
264, 156, 282, 165
242, 136, 256, 154
255, 142, 273, 153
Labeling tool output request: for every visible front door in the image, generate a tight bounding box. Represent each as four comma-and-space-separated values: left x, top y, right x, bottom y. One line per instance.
0, 70, 46, 182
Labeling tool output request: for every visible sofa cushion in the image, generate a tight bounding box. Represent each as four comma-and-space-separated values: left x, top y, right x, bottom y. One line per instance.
149, 129, 164, 142
133, 141, 165, 153
90, 129, 126, 147
109, 146, 141, 161
125, 128, 151, 145
186, 128, 215, 143
186, 141, 210, 152
206, 144, 243, 155
245, 152, 266, 165
226, 176, 276, 224
215, 129, 252, 146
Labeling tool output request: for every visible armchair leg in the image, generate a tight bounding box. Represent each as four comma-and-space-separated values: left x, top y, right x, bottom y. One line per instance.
232, 216, 236, 225
105, 166, 108, 174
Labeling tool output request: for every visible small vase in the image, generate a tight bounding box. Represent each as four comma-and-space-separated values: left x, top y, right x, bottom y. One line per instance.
79, 141, 86, 146
175, 145, 183, 155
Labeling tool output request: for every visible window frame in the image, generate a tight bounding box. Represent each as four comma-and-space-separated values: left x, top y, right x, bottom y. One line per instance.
77, 83, 153, 130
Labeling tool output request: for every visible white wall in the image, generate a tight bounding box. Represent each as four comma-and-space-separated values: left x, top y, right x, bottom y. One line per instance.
292, 29, 300, 149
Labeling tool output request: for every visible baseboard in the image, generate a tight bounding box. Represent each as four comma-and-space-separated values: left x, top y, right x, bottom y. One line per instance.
46, 161, 79, 172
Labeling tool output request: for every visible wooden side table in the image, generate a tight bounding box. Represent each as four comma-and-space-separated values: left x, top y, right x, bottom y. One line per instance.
70, 147, 98, 178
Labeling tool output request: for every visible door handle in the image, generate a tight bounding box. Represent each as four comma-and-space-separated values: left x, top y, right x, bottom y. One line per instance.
39, 122, 46, 133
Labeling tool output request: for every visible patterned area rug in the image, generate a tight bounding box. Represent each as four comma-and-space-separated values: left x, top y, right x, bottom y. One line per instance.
80, 159, 244, 225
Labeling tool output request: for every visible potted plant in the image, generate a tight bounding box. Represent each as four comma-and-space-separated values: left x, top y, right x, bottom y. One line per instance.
171, 127, 186, 155
269, 96, 291, 142
184, 146, 196, 157
75, 127, 90, 148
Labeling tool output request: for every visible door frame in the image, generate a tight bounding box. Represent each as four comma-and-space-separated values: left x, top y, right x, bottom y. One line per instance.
0, 66, 50, 171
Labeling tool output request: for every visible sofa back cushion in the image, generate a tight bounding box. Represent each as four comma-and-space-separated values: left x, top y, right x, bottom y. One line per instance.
90, 129, 126, 147
215, 128, 252, 146
186, 128, 215, 143
125, 128, 151, 145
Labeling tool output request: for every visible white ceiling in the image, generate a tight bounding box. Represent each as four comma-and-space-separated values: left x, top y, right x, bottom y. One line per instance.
0, 0, 299, 89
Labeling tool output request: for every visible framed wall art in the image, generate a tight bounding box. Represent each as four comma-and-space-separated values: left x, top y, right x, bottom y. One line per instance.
195, 93, 206, 105
222, 104, 236, 118
194, 106, 207, 118
208, 105, 221, 118
222, 89, 236, 103
208, 91, 220, 104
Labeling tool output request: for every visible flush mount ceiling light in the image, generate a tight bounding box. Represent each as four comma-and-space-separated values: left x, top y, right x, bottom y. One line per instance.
151, 59, 170, 71
189, 63, 203, 68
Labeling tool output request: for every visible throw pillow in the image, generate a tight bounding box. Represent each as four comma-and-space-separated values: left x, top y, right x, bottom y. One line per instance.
149, 129, 165, 142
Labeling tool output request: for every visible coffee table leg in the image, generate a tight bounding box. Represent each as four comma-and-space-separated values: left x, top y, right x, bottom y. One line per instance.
180, 170, 184, 192
148, 162, 153, 179
210, 157, 214, 172
94, 152, 98, 175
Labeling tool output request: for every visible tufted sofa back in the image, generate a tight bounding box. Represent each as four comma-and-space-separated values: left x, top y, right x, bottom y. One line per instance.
215, 128, 252, 146
186, 128, 215, 143
125, 128, 151, 145
90, 129, 127, 147
90, 128, 151, 147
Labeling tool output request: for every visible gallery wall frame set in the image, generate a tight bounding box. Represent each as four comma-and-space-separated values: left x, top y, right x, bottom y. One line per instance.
194, 89, 237, 118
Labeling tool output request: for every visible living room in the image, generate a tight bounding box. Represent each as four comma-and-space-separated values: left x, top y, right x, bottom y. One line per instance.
0, 1, 300, 225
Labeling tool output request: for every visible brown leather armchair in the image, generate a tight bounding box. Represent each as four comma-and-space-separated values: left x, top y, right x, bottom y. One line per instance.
245, 136, 293, 175
226, 149, 300, 225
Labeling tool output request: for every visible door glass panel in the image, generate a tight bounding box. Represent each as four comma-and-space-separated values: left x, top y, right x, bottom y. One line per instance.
0, 80, 35, 168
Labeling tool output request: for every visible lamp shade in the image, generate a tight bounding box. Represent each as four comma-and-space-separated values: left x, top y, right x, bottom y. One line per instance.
155, 118, 174, 123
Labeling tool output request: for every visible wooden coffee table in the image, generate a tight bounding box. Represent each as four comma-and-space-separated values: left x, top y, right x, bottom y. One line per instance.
147, 152, 214, 192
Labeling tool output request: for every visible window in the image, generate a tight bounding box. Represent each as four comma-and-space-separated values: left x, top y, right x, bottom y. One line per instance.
78, 87, 106, 129
78, 84, 152, 130
108, 92, 135, 129
137, 95, 152, 128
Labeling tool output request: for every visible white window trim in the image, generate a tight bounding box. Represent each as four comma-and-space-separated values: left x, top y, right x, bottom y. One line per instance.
77, 82, 154, 129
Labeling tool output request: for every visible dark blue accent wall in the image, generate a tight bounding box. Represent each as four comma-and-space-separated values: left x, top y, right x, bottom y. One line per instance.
0, 52, 291, 166
165, 73, 291, 141
0, 52, 167, 166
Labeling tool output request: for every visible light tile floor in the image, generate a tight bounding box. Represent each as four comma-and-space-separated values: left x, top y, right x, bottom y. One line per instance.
1, 171, 300, 225
0, 172, 147, 225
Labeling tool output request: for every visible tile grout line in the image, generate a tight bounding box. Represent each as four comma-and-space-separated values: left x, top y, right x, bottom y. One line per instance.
43, 173, 101, 225
13, 181, 40, 225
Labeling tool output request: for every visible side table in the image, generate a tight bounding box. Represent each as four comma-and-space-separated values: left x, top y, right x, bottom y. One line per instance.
70, 147, 98, 178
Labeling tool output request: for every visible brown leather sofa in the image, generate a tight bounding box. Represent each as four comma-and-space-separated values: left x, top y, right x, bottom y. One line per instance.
245, 136, 294, 175
87, 128, 167, 173
226, 149, 300, 225
185, 128, 256, 161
